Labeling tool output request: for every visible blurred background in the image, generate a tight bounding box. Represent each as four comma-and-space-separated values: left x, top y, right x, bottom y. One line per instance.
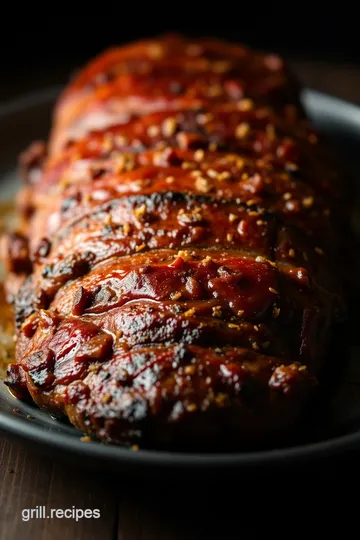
0, 17, 360, 102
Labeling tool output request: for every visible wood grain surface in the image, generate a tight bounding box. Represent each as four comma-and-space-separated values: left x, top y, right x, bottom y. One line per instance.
1, 59, 360, 539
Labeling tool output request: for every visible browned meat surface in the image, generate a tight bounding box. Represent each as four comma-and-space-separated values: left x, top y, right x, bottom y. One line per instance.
3, 34, 349, 450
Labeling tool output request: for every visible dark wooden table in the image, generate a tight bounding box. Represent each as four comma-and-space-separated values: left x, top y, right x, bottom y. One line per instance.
1, 59, 360, 539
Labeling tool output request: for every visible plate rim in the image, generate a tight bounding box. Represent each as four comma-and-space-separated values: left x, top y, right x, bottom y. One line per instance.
1, 86, 360, 470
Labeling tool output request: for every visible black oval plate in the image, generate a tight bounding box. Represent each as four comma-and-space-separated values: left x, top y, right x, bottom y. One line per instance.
1, 87, 360, 473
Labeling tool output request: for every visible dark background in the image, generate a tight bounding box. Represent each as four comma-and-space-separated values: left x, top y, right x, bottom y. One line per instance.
0, 16, 359, 100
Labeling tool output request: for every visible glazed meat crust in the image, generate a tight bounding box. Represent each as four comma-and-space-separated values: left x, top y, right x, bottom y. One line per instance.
4, 34, 348, 450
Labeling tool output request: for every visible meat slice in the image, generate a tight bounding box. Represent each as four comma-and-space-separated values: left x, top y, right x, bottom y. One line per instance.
4, 34, 348, 450
50, 34, 304, 154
